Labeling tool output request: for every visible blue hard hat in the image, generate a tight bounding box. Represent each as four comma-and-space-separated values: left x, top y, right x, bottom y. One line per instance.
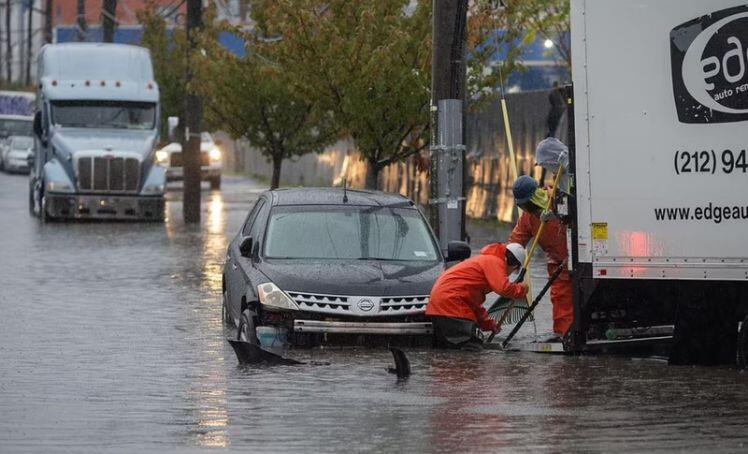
513, 175, 538, 205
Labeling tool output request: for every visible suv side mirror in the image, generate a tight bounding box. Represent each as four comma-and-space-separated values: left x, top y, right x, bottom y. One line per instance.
33, 111, 47, 146
239, 237, 253, 258
167, 117, 179, 142
446, 241, 471, 262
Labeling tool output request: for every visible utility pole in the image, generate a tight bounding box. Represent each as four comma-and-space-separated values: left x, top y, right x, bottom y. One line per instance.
101, 0, 116, 43
183, 0, 202, 223
430, 0, 468, 253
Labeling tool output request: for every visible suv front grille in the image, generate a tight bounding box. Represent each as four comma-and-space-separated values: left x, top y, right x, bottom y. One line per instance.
286, 292, 428, 317
77, 155, 140, 192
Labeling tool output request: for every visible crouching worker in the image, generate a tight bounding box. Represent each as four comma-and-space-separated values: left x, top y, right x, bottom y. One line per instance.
426, 243, 529, 350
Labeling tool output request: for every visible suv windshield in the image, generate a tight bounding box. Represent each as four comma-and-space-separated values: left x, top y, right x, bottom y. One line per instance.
51, 101, 156, 130
264, 205, 440, 261
0, 118, 32, 137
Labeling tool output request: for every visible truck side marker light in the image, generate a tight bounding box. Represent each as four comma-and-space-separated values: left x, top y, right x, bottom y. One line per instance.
116, 81, 121, 87
100, 81, 106, 87
85, 80, 90, 86
147, 83, 154, 90
51, 80, 57, 86
600, 269, 607, 276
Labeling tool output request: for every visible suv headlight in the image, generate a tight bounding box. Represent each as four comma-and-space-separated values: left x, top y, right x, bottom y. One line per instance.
209, 147, 221, 162
257, 283, 299, 311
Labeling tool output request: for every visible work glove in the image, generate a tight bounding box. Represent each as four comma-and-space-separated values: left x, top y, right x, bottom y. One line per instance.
516, 283, 530, 299
479, 317, 500, 333
540, 209, 557, 222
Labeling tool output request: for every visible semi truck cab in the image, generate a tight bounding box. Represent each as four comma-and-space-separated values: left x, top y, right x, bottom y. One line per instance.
30, 43, 166, 221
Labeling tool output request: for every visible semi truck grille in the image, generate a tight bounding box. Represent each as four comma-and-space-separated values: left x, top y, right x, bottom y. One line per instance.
169, 152, 210, 167
77, 156, 140, 192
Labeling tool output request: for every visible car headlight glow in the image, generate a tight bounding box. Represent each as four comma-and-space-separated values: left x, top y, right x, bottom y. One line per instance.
209, 147, 221, 162
155, 150, 169, 165
46, 181, 74, 193
257, 282, 299, 312
142, 183, 165, 194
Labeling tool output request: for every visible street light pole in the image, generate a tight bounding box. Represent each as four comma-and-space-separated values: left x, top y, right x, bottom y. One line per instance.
430, 0, 468, 253
183, 0, 202, 223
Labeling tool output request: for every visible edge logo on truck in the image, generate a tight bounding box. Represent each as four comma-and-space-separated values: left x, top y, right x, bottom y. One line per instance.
670, 6, 748, 124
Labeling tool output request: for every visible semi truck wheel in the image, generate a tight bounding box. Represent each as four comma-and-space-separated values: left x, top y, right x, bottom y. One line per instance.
237, 309, 259, 345
738, 316, 748, 369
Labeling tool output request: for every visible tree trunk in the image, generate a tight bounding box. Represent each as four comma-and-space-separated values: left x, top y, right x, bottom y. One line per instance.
44, 0, 53, 44
5, 0, 11, 82
76, 0, 87, 41
25, 0, 32, 85
364, 159, 379, 190
101, 0, 117, 43
270, 152, 282, 189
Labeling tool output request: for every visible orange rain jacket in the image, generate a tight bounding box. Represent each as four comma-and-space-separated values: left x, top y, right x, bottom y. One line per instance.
426, 243, 528, 331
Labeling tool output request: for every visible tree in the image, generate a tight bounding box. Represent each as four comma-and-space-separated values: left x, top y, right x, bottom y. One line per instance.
102, 0, 118, 43
138, 1, 188, 138
253, 0, 432, 189
193, 18, 336, 189
465, 0, 570, 105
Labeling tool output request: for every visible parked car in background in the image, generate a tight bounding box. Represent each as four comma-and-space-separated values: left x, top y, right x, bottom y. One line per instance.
1, 135, 34, 174
222, 188, 471, 349
155, 132, 222, 190
0, 114, 33, 166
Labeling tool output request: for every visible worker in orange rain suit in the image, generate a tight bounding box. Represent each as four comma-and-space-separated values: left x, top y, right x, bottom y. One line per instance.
509, 175, 573, 337
426, 243, 529, 350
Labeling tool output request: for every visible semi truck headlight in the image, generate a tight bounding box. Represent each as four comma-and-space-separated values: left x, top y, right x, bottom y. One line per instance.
142, 183, 165, 194
46, 181, 74, 193
209, 147, 221, 162
155, 150, 169, 165
257, 283, 299, 311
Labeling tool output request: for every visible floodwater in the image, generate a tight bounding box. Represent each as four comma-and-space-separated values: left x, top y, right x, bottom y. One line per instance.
1, 172, 747, 453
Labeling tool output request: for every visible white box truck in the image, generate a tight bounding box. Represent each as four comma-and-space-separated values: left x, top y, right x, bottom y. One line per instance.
30, 43, 166, 221
565, 0, 748, 364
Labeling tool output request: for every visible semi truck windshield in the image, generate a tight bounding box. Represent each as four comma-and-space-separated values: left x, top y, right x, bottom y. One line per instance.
51, 101, 156, 130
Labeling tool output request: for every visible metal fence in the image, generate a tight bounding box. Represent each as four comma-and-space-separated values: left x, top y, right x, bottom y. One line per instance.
225, 89, 562, 222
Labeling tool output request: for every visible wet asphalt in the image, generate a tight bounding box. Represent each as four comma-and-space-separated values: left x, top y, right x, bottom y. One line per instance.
1, 172, 748, 453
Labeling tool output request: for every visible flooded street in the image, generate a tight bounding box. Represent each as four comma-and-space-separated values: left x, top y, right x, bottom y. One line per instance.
1, 172, 748, 453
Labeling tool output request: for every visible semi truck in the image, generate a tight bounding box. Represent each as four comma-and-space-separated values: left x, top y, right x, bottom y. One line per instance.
29, 43, 166, 221
560, 0, 748, 365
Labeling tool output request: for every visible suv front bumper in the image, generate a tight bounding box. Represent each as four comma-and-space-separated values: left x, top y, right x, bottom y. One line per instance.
294, 320, 433, 335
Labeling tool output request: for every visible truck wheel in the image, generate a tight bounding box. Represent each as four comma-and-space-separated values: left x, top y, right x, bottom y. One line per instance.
738, 316, 748, 369
237, 309, 260, 345
40, 192, 52, 222
28, 180, 35, 215
210, 175, 221, 190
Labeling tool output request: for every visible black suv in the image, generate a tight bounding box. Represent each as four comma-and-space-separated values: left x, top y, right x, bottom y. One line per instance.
222, 188, 470, 348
